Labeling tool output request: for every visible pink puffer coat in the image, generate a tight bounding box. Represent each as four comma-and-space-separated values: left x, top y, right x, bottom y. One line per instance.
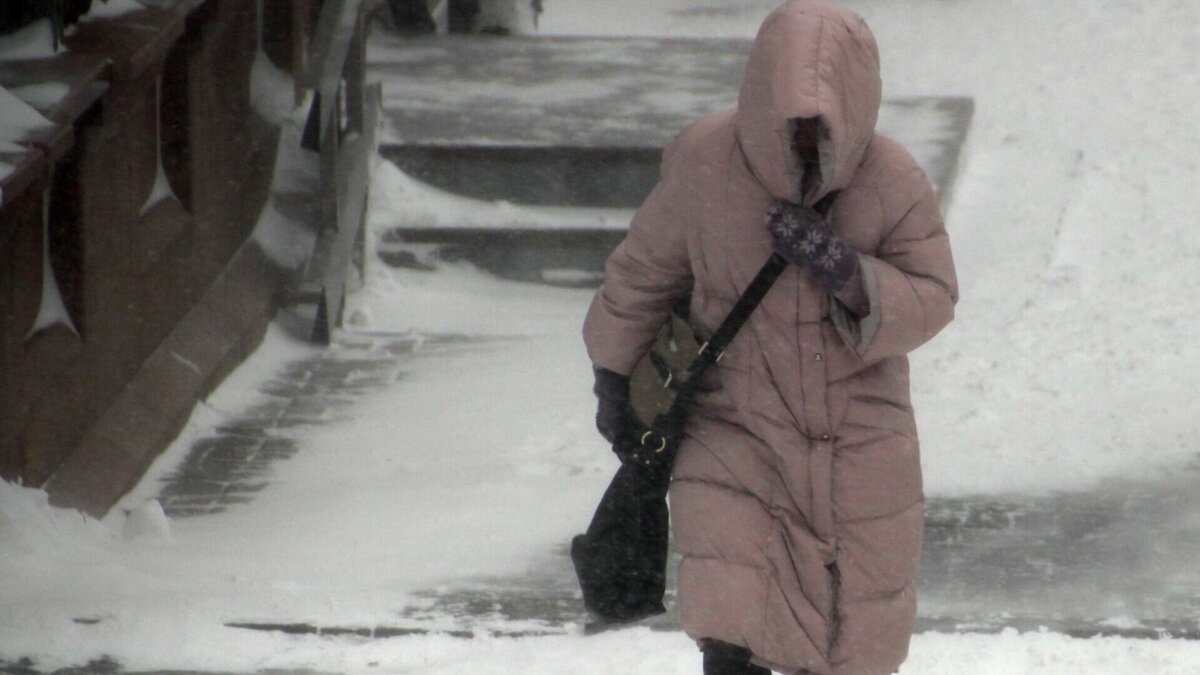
583, 1, 958, 673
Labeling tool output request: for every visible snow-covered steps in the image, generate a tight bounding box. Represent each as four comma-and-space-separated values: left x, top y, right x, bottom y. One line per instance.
368, 35, 972, 211
377, 98, 971, 213
366, 35, 971, 283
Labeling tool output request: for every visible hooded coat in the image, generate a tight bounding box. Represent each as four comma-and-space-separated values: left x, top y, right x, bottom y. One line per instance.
583, 2, 958, 673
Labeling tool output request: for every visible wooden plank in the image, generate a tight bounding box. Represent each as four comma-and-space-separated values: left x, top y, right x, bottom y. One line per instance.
306, 83, 379, 343
62, 3, 189, 82
307, 0, 368, 140
45, 242, 288, 516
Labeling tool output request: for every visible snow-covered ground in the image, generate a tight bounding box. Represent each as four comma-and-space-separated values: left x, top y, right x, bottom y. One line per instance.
3, 0, 1200, 672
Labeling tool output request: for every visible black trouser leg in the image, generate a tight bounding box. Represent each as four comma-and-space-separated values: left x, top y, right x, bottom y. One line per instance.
447, 0, 480, 33
702, 639, 772, 675
387, 0, 435, 34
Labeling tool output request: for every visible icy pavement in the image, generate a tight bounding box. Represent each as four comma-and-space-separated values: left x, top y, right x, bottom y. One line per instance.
154, 335, 437, 519
128, 308, 1200, 645
918, 475, 1200, 640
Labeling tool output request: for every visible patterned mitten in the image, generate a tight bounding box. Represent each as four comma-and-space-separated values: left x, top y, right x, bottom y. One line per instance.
765, 201, 859, 293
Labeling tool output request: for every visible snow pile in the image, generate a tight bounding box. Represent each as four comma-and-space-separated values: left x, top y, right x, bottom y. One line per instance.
0, 85, 53, 146
249, 48, 297, 126
400, 628, 1200, 674
908, 630, 1200, 675
80, 0, 149, 21
138, 76, 179, 216
0, 19, 59, 60
4, 82, 70, 113
0, 84, 54, 194
0, 481, 113, 559
369, 158, 635, 231
862, 0, 1200, 495
475, 0, 541, 35
250, 105, 319, 269
26, 198, 78, 338
119, 500, 172, 543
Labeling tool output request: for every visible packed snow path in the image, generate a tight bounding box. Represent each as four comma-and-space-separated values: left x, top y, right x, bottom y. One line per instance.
4, 0, 1200, 671
139, 320, 1200, 644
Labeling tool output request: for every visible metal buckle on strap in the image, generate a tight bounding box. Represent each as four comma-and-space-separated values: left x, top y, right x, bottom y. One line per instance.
640, 430, 668, 454
697, 341, 725, 363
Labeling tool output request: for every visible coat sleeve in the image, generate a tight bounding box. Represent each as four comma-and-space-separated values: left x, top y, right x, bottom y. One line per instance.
582, 140, 694, 376
830, 165, 958, 361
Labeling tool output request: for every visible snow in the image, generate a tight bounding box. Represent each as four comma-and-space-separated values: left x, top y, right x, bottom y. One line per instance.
3, 0, 1200, 672
2, 483, 1200, 675
0, 85, 54, 145
0, 85, 54, 202
249, 48, 298, 126
0, 20, 59, 60
856, 0, 1200, 496
26, 188, 78, 338
250, 93, 320, 269
81, 0, 149, 21
139, 77, 178, 216
5, 82, 71, 113
119, 500, 172, 543
369, 158, 635, 231
475, 0, 540, 35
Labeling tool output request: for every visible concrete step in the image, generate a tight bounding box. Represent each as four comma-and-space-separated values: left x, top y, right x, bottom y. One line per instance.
369, 35, 973, 216
368, 35, 973, 283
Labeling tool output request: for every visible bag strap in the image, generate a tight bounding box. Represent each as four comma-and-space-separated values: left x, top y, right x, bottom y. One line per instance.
638, 191, 839, 460
671, 190, 839, 409
634, 252, 785, 462
674, 252, 787, 398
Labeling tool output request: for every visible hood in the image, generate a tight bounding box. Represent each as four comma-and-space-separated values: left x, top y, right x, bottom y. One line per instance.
736, 0, 882, 205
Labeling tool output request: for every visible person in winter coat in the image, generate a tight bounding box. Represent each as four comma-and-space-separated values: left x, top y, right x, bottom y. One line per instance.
583, 1, 958, 674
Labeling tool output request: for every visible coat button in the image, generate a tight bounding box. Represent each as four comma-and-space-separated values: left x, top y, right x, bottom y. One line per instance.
814, 353, 823, 361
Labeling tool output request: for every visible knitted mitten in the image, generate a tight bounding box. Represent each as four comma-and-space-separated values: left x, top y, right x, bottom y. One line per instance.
765, 201, 858, 293
593, 366, 645, 453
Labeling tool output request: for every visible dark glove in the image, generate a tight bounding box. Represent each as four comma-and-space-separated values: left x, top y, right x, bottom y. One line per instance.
593, 366, 643, 461
766, 201, 859, 293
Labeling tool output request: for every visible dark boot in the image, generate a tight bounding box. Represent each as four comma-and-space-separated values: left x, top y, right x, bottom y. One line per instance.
386, 0, 435, 34
702, 639, 772, 675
